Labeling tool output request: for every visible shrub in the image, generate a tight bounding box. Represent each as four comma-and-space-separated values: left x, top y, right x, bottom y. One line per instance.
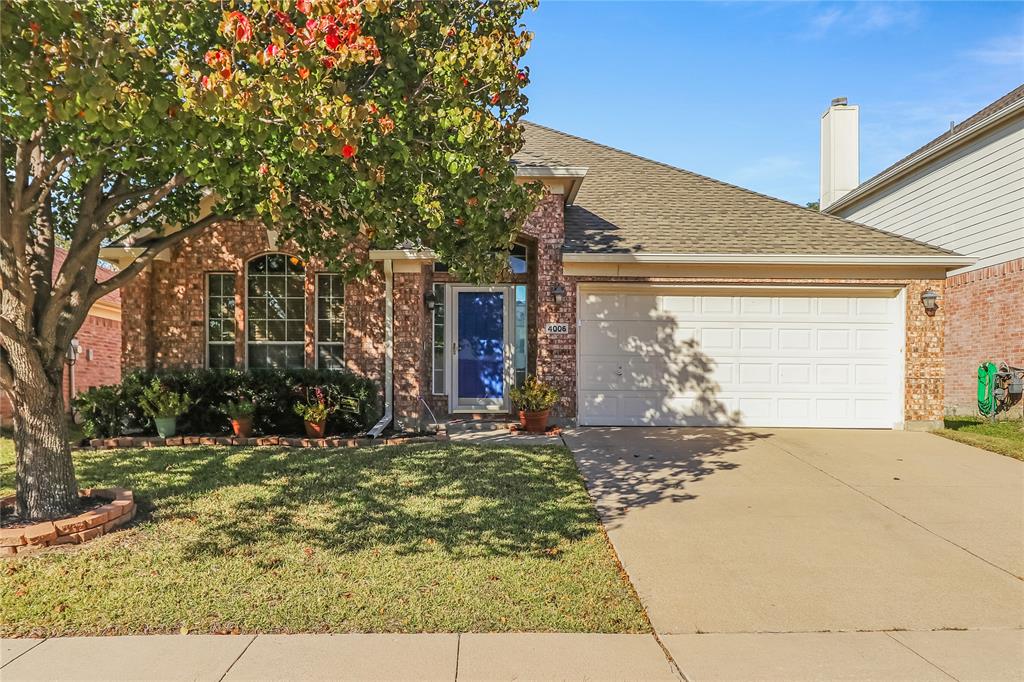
74, 368, 379, 437
220, 399, 256, 420
510, 375, 559, 412
140, 379, 192, 419
74, 386, 127, 439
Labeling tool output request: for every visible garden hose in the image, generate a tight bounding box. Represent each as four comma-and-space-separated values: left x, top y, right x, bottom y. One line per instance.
978, 362, 999, 416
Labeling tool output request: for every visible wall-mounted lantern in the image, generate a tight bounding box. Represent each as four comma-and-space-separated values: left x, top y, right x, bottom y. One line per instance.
423, 290, 437, 311
66, 338, 81, 365
551, 283, 566, 305
920, 289, 939, 315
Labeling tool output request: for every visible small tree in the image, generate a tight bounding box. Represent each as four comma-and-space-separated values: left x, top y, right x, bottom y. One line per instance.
1, 0, 537, 519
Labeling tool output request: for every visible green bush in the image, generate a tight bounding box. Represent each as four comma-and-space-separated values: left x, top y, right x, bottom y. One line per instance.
74, 368, 379, 437
139, 379, 192, 419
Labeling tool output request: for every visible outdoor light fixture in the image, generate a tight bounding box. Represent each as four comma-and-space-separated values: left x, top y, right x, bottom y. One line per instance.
65, 338, 81, 365
423, 290, 437, 311
551, 283, 566, 304
920, 289, 939, 315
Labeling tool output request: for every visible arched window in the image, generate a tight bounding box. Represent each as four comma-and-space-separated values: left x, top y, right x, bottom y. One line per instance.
246, 254, 306, 369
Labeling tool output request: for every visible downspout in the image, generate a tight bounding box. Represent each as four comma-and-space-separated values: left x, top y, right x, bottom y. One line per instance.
367, 259, 393, 438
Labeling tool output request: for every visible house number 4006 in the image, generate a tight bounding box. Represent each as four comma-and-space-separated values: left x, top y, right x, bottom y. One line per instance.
545, 323, 569, 335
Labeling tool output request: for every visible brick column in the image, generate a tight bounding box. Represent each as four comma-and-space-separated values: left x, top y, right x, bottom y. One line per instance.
522, 193, 576, 422
904, 278, 946, 429
121, 266, 153, 371
392, 266, 430, 430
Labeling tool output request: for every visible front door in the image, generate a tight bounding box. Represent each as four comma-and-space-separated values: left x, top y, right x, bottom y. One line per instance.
451, 287, 512, 412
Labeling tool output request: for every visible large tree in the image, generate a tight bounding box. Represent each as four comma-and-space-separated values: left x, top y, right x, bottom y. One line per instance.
1, 0, 537, 520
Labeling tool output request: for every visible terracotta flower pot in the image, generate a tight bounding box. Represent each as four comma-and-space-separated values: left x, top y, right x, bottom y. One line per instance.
523, 409, 550, 434
231, 417, 252, 438
518, 410, 527, 428
304, 419, 326, 439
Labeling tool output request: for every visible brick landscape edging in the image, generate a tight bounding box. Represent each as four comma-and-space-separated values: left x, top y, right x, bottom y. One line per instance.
1, 488, 135, 556
87, 432, 449, 450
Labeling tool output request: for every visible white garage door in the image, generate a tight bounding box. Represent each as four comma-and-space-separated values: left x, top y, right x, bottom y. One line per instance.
578, 288, 904, 428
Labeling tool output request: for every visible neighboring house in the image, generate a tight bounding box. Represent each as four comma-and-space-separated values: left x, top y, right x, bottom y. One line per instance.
102, 121, 971, 432
0, 248, 122, 426
820, 86, 1024, 415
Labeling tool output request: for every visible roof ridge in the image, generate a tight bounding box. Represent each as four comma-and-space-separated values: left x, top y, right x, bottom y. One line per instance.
851, 83, 1024, 196
522, 119, 958, 256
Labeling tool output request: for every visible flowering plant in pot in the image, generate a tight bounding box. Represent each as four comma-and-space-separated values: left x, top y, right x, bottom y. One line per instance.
219, 399, 256, 438
293, 387, 335, 438
139, 379, 192, 438
509, 375, 559, 433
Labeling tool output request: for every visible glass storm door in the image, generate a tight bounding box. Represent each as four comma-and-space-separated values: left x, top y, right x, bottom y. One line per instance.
452, 288, 510, 411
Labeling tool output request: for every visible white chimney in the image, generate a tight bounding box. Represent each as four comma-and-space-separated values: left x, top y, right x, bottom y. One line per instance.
820, 97, 859, 210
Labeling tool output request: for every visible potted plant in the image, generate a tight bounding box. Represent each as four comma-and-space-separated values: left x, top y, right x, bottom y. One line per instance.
139, 379, 192, 438
510, 375, 559, 434
220, 399, 256, 438
293, 387, 334, 438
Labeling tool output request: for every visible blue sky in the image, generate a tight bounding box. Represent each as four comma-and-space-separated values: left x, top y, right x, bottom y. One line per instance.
520, 1, 1024, 205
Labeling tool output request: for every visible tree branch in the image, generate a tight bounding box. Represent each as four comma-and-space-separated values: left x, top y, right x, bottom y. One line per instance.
87, 213, 225, 306
105, 173, 186, 230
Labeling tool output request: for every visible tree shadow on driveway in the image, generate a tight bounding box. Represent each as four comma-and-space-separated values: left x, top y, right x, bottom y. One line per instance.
565, 427, 771, 529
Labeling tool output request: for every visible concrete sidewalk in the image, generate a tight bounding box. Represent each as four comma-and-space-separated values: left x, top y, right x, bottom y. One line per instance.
3, 630, 1022, 681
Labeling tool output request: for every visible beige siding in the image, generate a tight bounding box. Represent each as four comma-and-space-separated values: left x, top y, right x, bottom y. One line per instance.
837, 115, 1024, 275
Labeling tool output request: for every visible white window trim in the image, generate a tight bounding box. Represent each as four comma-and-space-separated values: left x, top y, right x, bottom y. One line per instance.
205, 272, 236, 369
315, 273, 346, 370
243, 253, 306, 370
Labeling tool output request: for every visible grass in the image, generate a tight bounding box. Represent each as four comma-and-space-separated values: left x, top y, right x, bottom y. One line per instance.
934, 417, 1024, 461
0, 440, 648, 637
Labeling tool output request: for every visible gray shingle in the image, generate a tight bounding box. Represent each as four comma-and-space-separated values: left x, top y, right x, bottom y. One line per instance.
514, 121, 956, 257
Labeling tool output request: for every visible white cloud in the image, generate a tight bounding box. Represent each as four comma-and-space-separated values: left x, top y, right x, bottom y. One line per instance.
804, 2, 921, 39
963, 35, 1024, 66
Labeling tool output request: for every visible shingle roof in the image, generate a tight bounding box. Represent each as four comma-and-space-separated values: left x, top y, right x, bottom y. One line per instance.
515, 121, 956, 257
858, 84, 1024, 192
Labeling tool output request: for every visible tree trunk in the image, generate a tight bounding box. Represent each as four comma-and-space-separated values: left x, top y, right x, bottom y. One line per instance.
9, 351, 78, 520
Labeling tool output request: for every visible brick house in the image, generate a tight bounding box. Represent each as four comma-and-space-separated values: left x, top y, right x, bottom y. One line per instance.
820, 87, 1023, 415
0, 248, 122, 426
104, 122, 971, 432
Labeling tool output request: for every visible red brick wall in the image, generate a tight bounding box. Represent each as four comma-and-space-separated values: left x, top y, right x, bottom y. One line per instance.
118, 202, 948, 429
1, 313, 121, 424
943, 258, 1024, 416
120, 220, 374, 372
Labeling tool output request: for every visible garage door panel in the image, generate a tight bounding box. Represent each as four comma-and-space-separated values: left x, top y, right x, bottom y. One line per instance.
579, 290, 902, 428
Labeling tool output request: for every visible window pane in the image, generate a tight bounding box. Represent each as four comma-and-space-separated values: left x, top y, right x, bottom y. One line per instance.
285, 345, 305, 368
316, 274, 345, 369
208, 344, 235, 369
318, 344, 344, 370
208, 274, 238, 368
286, 320, 305, 342
514, 285, 527, 385
266, 254, 285, 274
247, 256, 306, 368
286, 298, 305, 320
431, 283, 446, 394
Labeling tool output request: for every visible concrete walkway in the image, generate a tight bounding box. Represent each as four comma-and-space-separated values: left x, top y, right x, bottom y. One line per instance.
564, 427, 1024, 635
4, 630, 1023, 681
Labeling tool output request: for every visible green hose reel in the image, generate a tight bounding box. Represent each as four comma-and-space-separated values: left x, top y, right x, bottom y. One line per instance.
978, 362, 999, 416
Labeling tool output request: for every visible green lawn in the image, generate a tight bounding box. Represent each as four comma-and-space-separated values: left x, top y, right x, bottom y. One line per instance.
934, 417, 1024, 461
0, 440, 648, 636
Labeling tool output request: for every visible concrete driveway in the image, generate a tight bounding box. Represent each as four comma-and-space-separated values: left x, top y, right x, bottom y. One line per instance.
563, 427, 1024, 636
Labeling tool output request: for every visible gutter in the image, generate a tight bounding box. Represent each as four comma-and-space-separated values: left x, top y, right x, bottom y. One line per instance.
825, 98, 1024, 214
562, 252, 975, 267
367, 259, 394, 438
